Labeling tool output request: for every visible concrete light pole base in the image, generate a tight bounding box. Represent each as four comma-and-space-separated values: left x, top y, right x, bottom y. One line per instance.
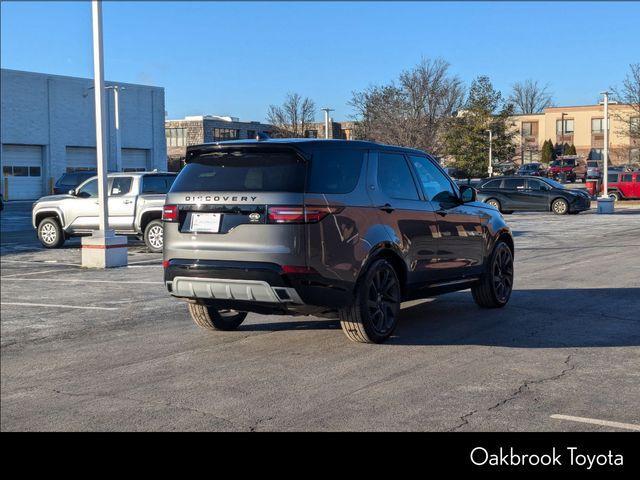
81, 230, 128, 268
597, 197, 615, 214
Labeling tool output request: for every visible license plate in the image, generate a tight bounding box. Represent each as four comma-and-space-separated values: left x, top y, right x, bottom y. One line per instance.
190, 213, 221, 233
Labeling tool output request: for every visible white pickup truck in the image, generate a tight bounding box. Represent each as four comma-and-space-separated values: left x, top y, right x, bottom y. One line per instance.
32, 171, 176, 252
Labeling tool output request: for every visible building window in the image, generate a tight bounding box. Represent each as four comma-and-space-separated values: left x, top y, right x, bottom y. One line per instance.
166, 128, 186, 147
556, 119, 574, 134
212, 128, 239, 141
591, 118, 605, 133
631, 117, 640, 136
246, 130, 256, 139
305, 130, 318, 138
343, 128, 353, 140
589, 149, 603, 160
521, 122, 538, 136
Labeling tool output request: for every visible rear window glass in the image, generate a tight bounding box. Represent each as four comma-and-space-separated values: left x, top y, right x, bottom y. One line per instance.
171, 151, 306, 192
171, 148, 364, 194
142, 175, 176, 194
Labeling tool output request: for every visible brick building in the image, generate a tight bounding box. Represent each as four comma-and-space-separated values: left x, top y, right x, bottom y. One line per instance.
165, 115, 273, 171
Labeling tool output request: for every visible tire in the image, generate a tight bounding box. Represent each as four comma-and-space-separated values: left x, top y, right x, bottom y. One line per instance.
188, 303, 248, 331
144, 219, 164, 253
609, 191, 621, 202
37, 217, 65, 248
486, 198, 501, 212
502, 210, 514, 215
472, 241, 513, 308
338, 259, 401, 344
551, 198, 569, 215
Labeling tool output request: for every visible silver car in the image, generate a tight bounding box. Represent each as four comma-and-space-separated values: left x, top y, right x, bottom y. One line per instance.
32, 171, 176, 252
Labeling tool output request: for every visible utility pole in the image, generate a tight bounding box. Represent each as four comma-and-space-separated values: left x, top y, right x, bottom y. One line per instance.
321, 108, 334, 139
486, 130, 493, 177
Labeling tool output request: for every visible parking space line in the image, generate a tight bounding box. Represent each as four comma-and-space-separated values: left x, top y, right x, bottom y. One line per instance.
0, 302, 119, 311
1, 278, 162, 284
1, 259, 82, 267
1, 269, 76, 278
550, 414, 640, 431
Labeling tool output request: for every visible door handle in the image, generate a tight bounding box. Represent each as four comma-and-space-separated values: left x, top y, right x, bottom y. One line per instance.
123, 199, 133, 204
377, 203, 394, 213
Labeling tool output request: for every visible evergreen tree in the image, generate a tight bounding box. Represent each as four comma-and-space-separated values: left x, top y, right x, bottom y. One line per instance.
567, 144, 577, 155
443, 76, 516, 177
541, 139, 555, 164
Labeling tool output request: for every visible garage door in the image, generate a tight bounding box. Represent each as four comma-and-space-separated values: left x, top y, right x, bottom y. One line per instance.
122, 149, 149, 172
2, 144, 43, 200
66, 147, 97, 172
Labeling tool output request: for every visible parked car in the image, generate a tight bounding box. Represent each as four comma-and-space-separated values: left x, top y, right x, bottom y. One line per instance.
32, 171, 176, 252
606, 170, 640, 201
548, 156, 587, 183
516, 162, 546, 177
476, 175, 591, 215
163, 139, 514, 344
493, 161, 517, 176
52, 171, 97, 195
443, 166, 469, 179
586, 160, 603, 180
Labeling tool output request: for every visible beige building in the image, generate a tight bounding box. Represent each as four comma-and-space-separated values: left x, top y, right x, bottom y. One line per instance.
510, 104, 639, 165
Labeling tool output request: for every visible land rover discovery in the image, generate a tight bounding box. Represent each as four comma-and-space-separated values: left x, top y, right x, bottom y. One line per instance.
163, 139, 514, 343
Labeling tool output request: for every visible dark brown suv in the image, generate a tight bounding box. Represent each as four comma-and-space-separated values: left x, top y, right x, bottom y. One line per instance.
163, 139, 514, 343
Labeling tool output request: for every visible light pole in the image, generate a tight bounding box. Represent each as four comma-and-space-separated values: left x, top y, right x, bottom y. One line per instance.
486, 130, 493, 177
597, 91, 615, 213
84, 84, 124, 171
82, 0, 127, 267
321, 107, 334, 139
107, 85, 123, 171
91, 0, 109, 235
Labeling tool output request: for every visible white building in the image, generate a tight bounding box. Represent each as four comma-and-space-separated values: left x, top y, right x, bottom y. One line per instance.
1, 69, 167, 200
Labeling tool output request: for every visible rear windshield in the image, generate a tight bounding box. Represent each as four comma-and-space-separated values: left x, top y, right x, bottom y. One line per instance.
171, 148, 364, 194
142, 175, 176, 194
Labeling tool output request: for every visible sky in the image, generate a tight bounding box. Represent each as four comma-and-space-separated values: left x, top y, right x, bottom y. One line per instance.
2, 1, 639, 122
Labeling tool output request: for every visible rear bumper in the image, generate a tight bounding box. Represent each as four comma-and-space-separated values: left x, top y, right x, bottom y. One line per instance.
164, 259, 354, 311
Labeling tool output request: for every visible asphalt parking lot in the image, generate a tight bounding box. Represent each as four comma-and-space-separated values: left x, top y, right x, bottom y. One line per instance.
1, 201, 639, 431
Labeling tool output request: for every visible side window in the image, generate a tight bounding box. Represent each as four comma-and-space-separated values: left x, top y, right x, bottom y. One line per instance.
503, 178, 526, 190
110, 177, 132, 196
608, 173, 619, 183
482, 179, 502, 189
622, 174, 633, 183
306, 149, 364, 194
527, 179, 546, 191
377, 153, 420, 200
77, 179, 98, 198
409, 155, 455, 202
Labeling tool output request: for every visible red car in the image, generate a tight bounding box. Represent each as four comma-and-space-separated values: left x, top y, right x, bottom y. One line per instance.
607, 171, 640, 200
548, 156, 587, 183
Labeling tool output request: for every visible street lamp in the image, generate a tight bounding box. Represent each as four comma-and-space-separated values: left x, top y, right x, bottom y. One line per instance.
84, 84, 125, 171
321, 107, 334, 139
81, 0, 127, 267
486, 130, 493, 177
597, 91, 615, 214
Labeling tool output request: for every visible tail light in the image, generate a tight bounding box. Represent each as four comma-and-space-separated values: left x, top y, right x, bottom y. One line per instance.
162, 205, 178, 222
267, 206, 341, 224
282, 265, 318, 274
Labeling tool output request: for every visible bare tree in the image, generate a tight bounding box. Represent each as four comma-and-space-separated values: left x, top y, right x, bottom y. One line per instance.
612, 63, 640, 138
349, 58, 465, 154
508, 79, 553, 114
267, 93, 316, 137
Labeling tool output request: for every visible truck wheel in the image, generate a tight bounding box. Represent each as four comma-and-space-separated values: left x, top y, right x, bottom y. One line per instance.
551, 198, 569, 215
338, 259, 401, 344
188, 303, 248, 331
609, 191, 621, 202
38, 217, 65, 248
472, 241, 513, 308
144, 219, 164, 253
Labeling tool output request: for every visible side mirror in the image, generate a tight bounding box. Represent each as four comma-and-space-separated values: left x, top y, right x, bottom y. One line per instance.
459, 185, 477, 203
